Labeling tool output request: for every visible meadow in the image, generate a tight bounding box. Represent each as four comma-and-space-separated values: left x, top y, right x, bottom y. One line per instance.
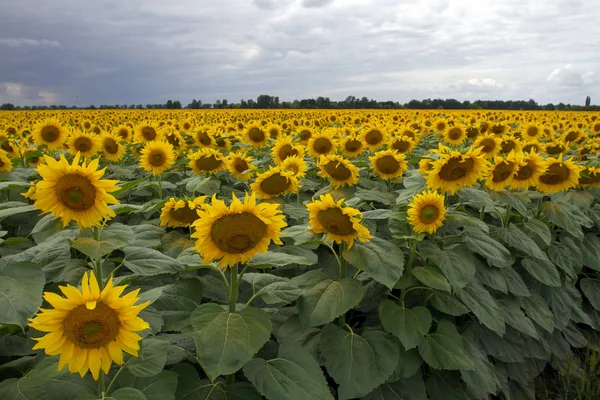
0, 109, 600, 399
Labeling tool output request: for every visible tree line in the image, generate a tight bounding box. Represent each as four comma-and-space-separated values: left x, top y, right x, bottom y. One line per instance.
1, 94, 598, 111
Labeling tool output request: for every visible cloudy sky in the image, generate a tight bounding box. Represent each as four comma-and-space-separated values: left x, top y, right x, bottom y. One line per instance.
0, 0, 598, 106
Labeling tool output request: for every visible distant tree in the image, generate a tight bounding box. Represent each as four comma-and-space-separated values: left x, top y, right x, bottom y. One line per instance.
165, 100, 173, 109
173, 100, 182, 109
222, 99, 228, 108
0, 103, 16, 110
586, 96, 591, 107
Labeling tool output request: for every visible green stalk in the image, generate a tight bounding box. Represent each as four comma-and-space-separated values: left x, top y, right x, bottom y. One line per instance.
157, 175, 163, 199
338, 243, 347, 326
399, 241, 417, 306
98, 371, 106, 399
503, 204, 513, 228
229, 265, 239, 313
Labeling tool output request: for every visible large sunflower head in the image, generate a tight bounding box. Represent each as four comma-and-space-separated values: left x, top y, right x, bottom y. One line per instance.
485, 152, 519, 191
250, 166, 299, 199
578, 166, 600, 188
0, 150, 13, 172
306, 193, 372, 248
101, 133, 125, 162
509, 151, 545, 190
473, 134, 502, 158
388, 136, 416, 154
194, 126, 215, 148
369, 149, 408, 180
34, 153, 119, 228
139, 140, 176, 176
407, 190, 447, 234
500, 135, 520, 154
134, 123, 164, 144
0, 135, 18, 157
537, 156, 580, 194
296, 127, 314, 143
361, 125, 388, 151
191, 192, 287, 268
227, 151, 255, 181
67, 130, 100, 158
266, 124, 282, 139
280, 154, 308, 179
160, 196, 207, 228
115, 125, 132, 142
522, 122, 542, 140
562, 128, 586, 144
28, 271, 150, 380
427, 147, 488, 195
341, 133, 364, 158
521, 140, 542, 154
33, 117, 67, 150
318, 154, 360, 188
188, 148, 226, 175
244, 123, 269, 148
307, 130, 337, 158
442, 124, 466, 146
272, 135, 305, 164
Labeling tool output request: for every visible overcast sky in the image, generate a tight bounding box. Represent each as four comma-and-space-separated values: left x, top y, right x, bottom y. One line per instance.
0, 0, 598, 106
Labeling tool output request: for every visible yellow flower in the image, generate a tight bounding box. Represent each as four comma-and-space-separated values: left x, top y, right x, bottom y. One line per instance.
407, 190, 447, 234
139, 140, 176, 176
340, 133, 364, 158
250, 166, 299, 199
388, 136, 416, 154
67, 130, 100, 158
188, 148, 226, 175
33, 118, 67, 150
485, 152, 519, 191
0, 150, 12, 172
442, 124, 466, 146
227, 151, 256, 181
307, 130, 337, 158
134, 123, 164, 144
244, 123, 269, 148
21, 181, 37, 200
28, 271, 150, 380
101, 133, 125, 162
361, 125, 388, 151
33, 153, 119, 228
318, 154, 360, 188
271, 135, 305, 164
578, 166, 600, 188
521, 122, 542, 141
191, 192, 287, 268
306, 193, 372, 248
114, 125, 132, 142
510, 151, 545, 190
160, 196, 207, 228
194, 126, 215, 148
369, 149, 408, 180
537, 156, 580, 194
280, 155, 308, 179
427, 147, 488, 195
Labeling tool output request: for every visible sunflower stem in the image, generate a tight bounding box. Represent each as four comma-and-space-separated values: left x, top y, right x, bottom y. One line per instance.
338, 243, 347, 327
503, 204, 513, 227
98, 370, 106, 399
399, 241, 417, 306
229, 265, 239, 313
157, 175, 163, 199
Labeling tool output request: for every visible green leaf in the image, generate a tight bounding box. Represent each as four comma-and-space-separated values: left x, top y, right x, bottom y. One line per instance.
495, 224, 547, 261
0, 181, 31, 191
355, 188, 396, 205
243, 272, 303, 305
297, 275, 364, 327
499, 298, 538, 339
123, 246, 185, 276
248, 248, 317, 267
0, 261, 44, 328
362, 373, 427, 400
460, 337, 500, 395
430, 291, 469, 316
411, 266, 451, 292
281, 225, 319, 245
464, 230, 512, 268
108, 388, 146, 400
113, 178, 147, 197
425, 372, 468, 400
490, 191, 530, 216
151, 278, 204, 330
445, 210, 489, 233
521, 295, 554, 333
476, 263, 508, 293
244, 342, 334, 400
458, 187, 495, 209
71, 223, 134, 259
131, 225, 165, 248
418, 320, 474, 370
581, 234, 600, 271
343, 237, 404, 289
274, 314, 321, 361
30, 214, 63, 244
114, 370, 178, 400
421, 243, 476, 289
126, 338, 168, 377
500, 267, 531, 297
379, 301, 432, 350
541, 201, 593, 239
581, 279, 600, 310
362, 209, 393, 220
321, 325, 400, 400
389, 211, 425, 241
455, 282, 505, 335
521, 258, 561, 287
190, 303, 272, 379
0, 205, 37, 219
523, 219, 552, 246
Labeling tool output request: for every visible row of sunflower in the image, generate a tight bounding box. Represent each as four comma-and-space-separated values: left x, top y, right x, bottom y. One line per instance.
1, 109, 600, 399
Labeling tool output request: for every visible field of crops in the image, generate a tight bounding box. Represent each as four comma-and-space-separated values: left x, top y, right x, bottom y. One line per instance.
1, 109, 600, 399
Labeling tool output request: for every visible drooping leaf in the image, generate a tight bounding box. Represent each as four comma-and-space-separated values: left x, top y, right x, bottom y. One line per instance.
418, 320, 474, 370
0, 261, 45, 328
541, 201, 593, 239
521, 295, 554, 333
521, 257, 561, 287
464, 230, 512, 268
379, 300, 432, 350
363, 372, 427, 400
123, 246, 185, 276
455, 282, 505, 335
420, 243, 476, 289
71, 223, 134, 259
126, 338, 169, 377
411, 266, 451, 292
343, 237, 404, 289
581, 278, 600, 310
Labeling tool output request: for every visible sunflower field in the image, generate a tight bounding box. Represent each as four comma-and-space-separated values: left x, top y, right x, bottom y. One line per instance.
1, 109, 600, 399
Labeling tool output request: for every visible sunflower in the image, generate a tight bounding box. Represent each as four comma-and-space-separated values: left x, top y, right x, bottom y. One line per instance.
191, 192, 287, 268
21, 181, 37, 200
427, 147, 488, 195
361, 126, 388, 151
227, 151, 256, 180
28, 271, 149, 380
432, 118, 448, 133
466, 126, 480, 140
114, 125, 132, 142
306, 193, 372, 248
101, 133, 125, 162
165, 129, 184, 150
442, 124, 466, 146
296, 127, 314, 143
369, 149, 408, 180
307, 130, 336, 158
67, 131, 100, 158
500, 135, 520, 154
188, 148, 226, 175
0, 150, 13, 172
266, 124, 282, 139
485, 152, 518, 191
33, 153, 119, 228
139, 140, 176, 176
250, 167, 299, 199
578, 166, 600, 188
134, 123, 164, 144
33, 118, 67, 150
81, 119, 93, 131
407, 190, 447, 234
194, 126, 215, 148
388, 136, 416, 154
272, 136, 304, 164
340, 133, 364, 158
509, 151, 545, 190
522, 122, 542, 140
244, 123, 269, 148
562, 128, 585, 143
537, 156, 580, 194
280, 155, 308, 179
0, 135, 18, 157
521, 140, 542, 154
180, 119, 195, 133
545, 140, 567, 156
318, 154, 360, 188
160, 196, 207, 228
419, 158, 434, 176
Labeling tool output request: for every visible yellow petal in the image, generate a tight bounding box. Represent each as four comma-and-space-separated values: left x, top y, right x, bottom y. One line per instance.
89, 271, 100, 299
81, 272, 91, 300
43, 292, 76, 310
32, 331, 63, 350
86, 301, 97, 310
107, 341, 124, 365
58, 341, 75, 372
88, 348, 101, 381
69, 347, 87, 374
99, 347, 112, 374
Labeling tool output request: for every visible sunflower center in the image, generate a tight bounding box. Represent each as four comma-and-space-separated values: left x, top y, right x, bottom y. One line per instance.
183, 122, 191, 130
197, 132, 212, 146
365, 130, 383, 145
195, 156, 222, 171
260, 173, 290, 195
104, 138, 119, 154
436, 123, 446, 132
74, 137, 93, 152
480, 139, 496, 153
522, 144, 538, 153
234, 158, 249, 173
299, 130, 312, 141
492, 161, 515, 182
6, 127, 16, 135
546, 145, 564, 155
491, 125, 504, 135
317, 207, 356, 236
376, 155, 400, 174
539, 163, 570, 185
211, 212, 267, 254
83, 122, 91, 130
501, 141, 515, 153
420, 205, 439, 223
248, 127, 265, 143
92, 126, 101, 135
56, 174, 96, 210
526, 126, 538, 137
392, 140, 410, 153
41, 126, 60, 142
565, 131, 579, 142
278, 144, 297, 161
345, 139, 362, 152
515, 164, 533, 180
324, 160, 351, 180
1, 141, 13, 152
167, 134, 180, 147
466, 127, 479, 139
313, 138, 332, 154
170, 206, 199, 224
63, 302, 120, 348
580, 171, 600, 185
118, 128, 129, 139
439, 157, 474, 181
142, 127, 156, 141
150, 153, 165, 166
448, 127, 463, 140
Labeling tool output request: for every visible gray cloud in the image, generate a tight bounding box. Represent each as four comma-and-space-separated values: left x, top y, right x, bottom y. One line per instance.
0, 0, 598, 106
